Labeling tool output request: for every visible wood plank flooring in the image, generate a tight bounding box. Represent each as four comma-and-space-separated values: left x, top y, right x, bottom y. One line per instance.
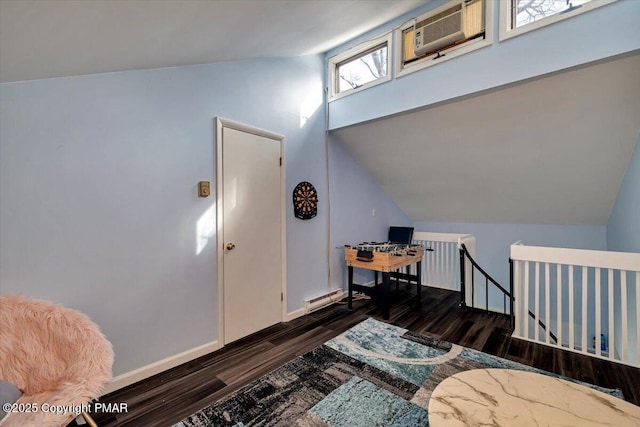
86, 286, 640, 426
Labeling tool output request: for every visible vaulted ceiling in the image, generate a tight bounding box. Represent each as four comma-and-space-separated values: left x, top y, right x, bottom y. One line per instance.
0, 0, 427, 83
331, 53, 640, 225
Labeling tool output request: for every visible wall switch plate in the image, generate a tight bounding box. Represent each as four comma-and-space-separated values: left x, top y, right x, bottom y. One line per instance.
198, 181, 210, 197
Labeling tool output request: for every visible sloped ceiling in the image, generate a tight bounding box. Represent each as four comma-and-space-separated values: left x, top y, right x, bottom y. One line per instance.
331, 53, 640, 225
0, 0, 427, 83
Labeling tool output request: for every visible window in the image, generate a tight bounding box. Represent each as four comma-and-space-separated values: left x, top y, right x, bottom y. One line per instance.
329, 33, 391, 100
396, 0, 492, 77
500, 0, 616, 40
512, 0, 593, 28
336, 44, 387, 93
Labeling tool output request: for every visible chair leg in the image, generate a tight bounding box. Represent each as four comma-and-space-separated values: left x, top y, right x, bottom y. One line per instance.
82, 411, 98, 427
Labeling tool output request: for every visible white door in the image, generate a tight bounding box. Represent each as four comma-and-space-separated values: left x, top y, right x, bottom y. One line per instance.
222, 126, 283, 344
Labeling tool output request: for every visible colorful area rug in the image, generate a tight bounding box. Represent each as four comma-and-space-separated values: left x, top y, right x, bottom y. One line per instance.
174, 318, 622, 427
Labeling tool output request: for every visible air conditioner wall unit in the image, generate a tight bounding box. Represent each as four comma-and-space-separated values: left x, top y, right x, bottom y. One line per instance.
413, 2, 466, 56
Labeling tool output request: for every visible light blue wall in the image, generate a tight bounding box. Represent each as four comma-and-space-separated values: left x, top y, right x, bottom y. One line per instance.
607, 135, 640, 253
327, 0, 640, 130
328, 134, 412, 291
0, 56, 327, 376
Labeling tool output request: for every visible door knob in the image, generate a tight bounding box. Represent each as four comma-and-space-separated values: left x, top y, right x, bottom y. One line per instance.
226, 242, 236, 251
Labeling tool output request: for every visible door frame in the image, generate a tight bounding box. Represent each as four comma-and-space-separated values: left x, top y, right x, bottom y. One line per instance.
215, 117, 287, 347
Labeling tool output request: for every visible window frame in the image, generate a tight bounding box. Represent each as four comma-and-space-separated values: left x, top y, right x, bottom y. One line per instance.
328, 32, 392, 101
499, 0, 617, 42
394, 0, 494, 79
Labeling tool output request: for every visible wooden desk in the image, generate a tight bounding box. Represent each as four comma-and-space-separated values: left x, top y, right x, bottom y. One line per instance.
429, 368, 640, 427
345, 247, 423, 319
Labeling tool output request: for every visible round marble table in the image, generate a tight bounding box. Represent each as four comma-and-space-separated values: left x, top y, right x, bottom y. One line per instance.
428, 368, 640, 427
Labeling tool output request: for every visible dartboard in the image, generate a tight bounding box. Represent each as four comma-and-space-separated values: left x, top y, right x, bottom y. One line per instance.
293, 181, 318, 220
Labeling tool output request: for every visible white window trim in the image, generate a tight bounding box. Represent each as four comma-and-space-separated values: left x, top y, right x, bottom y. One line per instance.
394, 0, 494, 79
328, 32, 392, 101
499, 0, 617, 42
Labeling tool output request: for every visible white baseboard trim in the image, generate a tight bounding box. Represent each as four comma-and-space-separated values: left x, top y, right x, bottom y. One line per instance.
102, 340, 220, 395
284, 308, 306, 322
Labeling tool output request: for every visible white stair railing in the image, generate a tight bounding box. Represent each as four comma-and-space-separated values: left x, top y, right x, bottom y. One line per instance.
412, 232, 475, 300
511, 242, 640, 367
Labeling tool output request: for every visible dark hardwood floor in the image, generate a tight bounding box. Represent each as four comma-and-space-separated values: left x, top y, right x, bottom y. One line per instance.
88, 286, 640, 426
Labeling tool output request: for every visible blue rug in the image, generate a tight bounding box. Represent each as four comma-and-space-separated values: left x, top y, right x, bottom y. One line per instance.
174, 318, 623, 427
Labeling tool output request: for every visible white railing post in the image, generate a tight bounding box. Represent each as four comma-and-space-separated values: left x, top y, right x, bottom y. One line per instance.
545, 263, 550, 344
568, 265, 574, 351
524, 261, 530, 340
609, 269, 614, 361
412, 232, 476, 297
595, 268, 601, 358
637, 271, 640, 365
557, 263, 562, 348
510, 241, 522, 338
534, 261, 540, 342
621, 272, 628, 362
581, 266, 588, 354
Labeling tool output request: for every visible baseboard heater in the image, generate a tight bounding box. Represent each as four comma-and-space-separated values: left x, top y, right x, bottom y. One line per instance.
304, 289, 344, 313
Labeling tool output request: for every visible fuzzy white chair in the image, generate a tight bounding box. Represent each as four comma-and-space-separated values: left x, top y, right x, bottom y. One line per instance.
0, 294, 114, 427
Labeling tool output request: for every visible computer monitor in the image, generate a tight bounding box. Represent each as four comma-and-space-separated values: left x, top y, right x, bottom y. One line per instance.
388, 226, 414, 244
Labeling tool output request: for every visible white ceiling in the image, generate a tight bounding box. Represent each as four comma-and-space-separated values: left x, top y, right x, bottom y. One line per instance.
0, 0, 427, 83
331, 53, 640, 226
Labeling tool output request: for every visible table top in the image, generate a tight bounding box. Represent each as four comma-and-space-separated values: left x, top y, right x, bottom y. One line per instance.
344, 247, 423, 272
428, 368, 640, 427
